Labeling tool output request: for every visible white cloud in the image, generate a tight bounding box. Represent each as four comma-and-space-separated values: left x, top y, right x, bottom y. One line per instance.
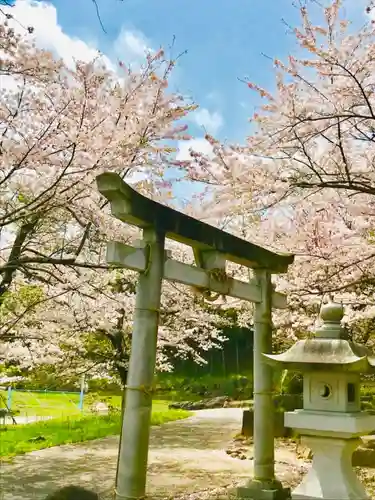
176, 138, 214, 162
3, 2, 218, 168
114, 29, 152, 66
189, 108, 224, 135
4, 0, 153, 74
5, 0, 114, 70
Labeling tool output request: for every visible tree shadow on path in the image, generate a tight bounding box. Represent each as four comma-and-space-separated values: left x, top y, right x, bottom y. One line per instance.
0, 410, 250, 500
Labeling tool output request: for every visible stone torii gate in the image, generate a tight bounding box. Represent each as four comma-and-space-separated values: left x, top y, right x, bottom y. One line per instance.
96, 172, 295, 500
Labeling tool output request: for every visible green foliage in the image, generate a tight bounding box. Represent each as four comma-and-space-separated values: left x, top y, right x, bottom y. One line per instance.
87, 378, 122, 394
171, 326, 254, 378
367, 228, 375, 245
9, 365, 82, 392
155, 372, 253, 401
0, 406, 191, 459
3, 285, 44, 310
80, 329, 130, 384
360, 384, 375, 411
277, 370, 303, 395
16, 191, 32, 205
7, 362, 123, 394
0, 285, 45, 322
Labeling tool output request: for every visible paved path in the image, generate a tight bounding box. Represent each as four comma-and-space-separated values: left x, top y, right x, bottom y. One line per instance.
2, 415, 53, 425
0, 409, 306, 500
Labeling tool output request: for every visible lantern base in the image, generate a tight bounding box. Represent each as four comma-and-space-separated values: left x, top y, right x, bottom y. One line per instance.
236, 478, 291, 500
292, 435, 369, 499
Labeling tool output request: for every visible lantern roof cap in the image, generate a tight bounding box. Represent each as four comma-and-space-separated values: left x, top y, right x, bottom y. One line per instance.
264, 302, 375, 373
264, 338, 375, 373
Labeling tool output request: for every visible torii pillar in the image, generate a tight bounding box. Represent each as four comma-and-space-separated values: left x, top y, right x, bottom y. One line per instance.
236, 269, 291, 500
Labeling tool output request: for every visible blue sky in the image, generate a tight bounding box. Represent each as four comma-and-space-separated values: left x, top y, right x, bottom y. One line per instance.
45, 0, 367, 143
7, 0, 369, 143
50, 0, 303, 143
4, 0, 369, 201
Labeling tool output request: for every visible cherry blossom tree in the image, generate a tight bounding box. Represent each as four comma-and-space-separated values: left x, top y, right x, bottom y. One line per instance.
0, 18, 193, 292
1, 247, 229, 386
183, 0, 375, 348
0, 16, 229, 381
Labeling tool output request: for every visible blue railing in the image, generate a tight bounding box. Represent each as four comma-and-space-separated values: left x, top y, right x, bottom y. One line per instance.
5, 386, 85, 413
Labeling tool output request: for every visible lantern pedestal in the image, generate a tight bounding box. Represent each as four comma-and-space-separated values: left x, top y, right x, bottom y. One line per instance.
286, 409, 375, 499
292, 435, 367, 500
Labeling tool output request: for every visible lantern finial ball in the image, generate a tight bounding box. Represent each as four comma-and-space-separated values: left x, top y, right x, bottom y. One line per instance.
320, 302, 344, 323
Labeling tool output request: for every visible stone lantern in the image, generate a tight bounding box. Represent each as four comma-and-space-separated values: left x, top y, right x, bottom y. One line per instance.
264, 302, 375, 500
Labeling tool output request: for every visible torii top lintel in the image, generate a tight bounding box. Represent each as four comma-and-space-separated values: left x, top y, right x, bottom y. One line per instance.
96, 173, 294, 273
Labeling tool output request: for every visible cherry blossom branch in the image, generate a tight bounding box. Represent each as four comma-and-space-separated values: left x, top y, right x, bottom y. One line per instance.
0, 216, 39, 301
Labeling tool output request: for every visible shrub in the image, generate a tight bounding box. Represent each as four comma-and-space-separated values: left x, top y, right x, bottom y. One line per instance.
154, 373, 253, 400
87, 378, 122, 394
278, 370, 303, 395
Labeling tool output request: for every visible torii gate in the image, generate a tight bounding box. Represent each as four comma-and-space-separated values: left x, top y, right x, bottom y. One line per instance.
96, 172, 295, 500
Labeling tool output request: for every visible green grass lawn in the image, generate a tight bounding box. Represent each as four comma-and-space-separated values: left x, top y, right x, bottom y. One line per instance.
0, 406, 191, 459
0, 389, 83, 417
0, 389, 173, 418
0, 390, 133, 418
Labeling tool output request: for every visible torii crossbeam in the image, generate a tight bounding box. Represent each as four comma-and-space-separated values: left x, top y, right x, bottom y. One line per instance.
96, 173, 295, 500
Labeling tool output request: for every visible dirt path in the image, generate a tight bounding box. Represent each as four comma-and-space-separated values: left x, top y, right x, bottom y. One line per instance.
0, 409, 306, 499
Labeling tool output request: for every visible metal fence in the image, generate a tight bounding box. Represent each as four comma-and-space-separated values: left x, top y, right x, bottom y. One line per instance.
0, 386, 85, 424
